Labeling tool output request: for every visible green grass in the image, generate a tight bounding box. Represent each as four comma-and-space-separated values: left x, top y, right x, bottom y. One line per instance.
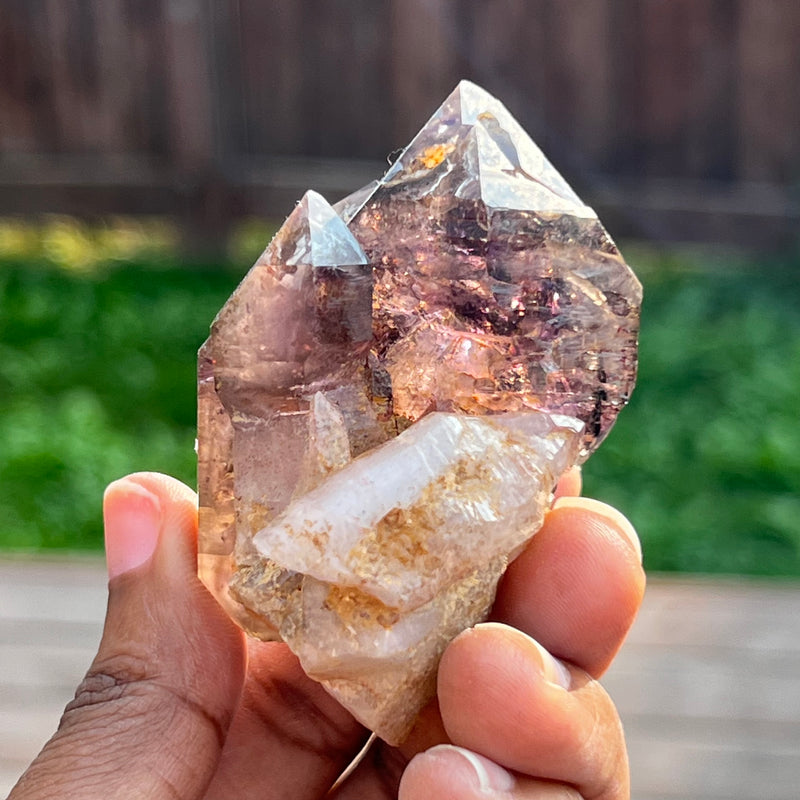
583, 249, 800, 575
1, 226, 799, 574
0, 256, 245, 549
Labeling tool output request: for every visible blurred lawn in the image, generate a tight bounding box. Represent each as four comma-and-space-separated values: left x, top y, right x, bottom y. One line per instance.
1, 219, 799, 575
583, 247, 800, 575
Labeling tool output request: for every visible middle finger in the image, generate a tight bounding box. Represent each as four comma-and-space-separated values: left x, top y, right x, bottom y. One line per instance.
437, 622, 629, 799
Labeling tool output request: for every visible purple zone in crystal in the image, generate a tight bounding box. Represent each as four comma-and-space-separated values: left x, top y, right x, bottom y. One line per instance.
337, 79, 641, 455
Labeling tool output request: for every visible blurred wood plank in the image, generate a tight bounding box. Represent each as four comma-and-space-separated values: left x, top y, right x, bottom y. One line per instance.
236, 0, 304, 156
635, 0, 701, 177
682, 1, 737, 180
0, 0, 58, 152
389, 0, 464, 146
1, 560, 799, 799
163, 0, 214, 165
737, 0, 800, 181
541, 0, 615, 166
460, 0, 553, 151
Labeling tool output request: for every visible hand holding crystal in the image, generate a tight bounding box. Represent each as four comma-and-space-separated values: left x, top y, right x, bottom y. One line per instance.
9, 471, 644, 799
11, 80, 644, 798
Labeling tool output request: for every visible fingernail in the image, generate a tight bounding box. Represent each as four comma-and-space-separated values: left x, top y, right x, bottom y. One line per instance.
527, 635, 573, 690
553, 465, 582, 500
552, 495, 642, 563
103, 479, 162, 579
425, 744, 515, 793
475, 622, 572, 690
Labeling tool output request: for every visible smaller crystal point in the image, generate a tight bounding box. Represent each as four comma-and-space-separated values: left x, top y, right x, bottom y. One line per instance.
267, 189, 368, 268
198, 191, 375, 638
199, 81, 641, 745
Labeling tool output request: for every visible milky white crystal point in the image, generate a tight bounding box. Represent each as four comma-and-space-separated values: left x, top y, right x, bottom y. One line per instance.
253, 411, 582, 611
238, 411, 581, 743
198, 190, 375, 638
199, 82, 641, 744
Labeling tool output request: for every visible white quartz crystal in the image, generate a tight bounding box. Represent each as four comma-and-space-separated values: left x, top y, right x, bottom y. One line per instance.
232, 410, 582, 742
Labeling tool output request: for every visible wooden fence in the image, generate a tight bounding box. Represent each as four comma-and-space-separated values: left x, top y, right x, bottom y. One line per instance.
1, 0, 799, 248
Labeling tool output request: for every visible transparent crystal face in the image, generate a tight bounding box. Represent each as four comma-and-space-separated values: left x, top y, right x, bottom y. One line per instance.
198, 81, 641, 743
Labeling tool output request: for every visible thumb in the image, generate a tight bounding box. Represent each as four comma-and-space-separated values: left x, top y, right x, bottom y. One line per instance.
10, 473, 246, 800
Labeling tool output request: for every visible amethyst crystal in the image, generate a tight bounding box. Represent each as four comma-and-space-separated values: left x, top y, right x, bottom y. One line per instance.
198, 81, 641, 743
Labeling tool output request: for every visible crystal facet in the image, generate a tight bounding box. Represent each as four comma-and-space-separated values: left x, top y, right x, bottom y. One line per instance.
198, 81, 641, 743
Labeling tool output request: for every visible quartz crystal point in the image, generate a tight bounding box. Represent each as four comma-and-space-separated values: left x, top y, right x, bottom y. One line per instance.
198, 81, 641, 744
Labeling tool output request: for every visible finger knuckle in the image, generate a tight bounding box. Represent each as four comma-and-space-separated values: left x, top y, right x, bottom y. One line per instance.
62, 654, 227, 751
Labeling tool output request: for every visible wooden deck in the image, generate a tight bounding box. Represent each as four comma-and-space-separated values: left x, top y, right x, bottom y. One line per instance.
1, 559, 798, 799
